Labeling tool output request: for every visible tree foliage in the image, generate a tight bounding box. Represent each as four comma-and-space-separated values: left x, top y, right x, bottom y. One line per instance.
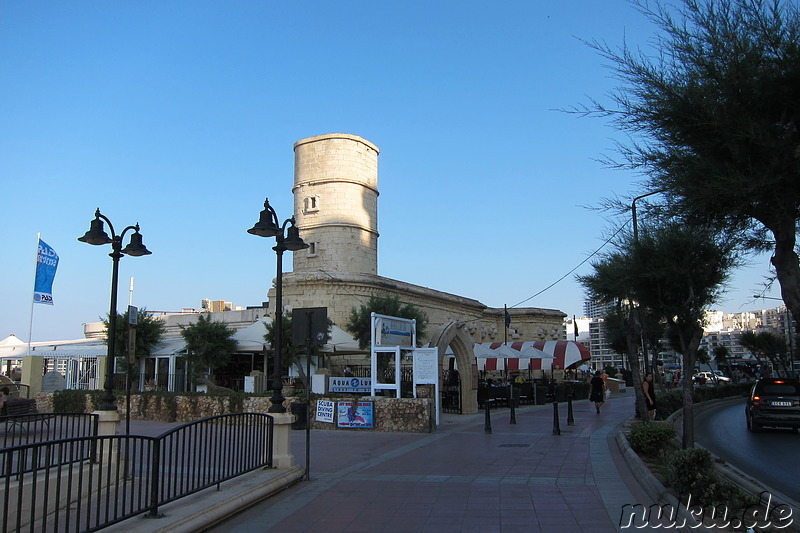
577, 241, 652, 425
345, 295, 428, 350
582, 0, 800, 331
739, 329, 790, 374
264, 314, 332, 389
579, 221, 736, 446
180, 314, 238, 385
103, 307, 165, 374
712, 344, 730, 368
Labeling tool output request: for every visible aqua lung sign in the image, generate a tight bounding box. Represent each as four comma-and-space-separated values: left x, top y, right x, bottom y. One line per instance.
329, 377, 372, 393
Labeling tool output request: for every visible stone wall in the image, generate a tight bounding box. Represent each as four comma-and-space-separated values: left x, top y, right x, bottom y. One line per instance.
34, 392, 436, 433
309, 397, 435, 433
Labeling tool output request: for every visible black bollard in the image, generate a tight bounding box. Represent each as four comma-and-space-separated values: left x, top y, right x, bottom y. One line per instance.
552, 402, 561, 435
510, 397, 517, 425
567, 397, 575, 426
485, 400, 492, 434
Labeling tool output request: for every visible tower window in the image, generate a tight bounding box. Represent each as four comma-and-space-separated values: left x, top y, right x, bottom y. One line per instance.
307, 242, 318, 256
304, 195, 320, 213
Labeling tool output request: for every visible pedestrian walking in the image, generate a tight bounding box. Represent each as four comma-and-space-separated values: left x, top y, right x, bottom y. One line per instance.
589, 371, 606, 414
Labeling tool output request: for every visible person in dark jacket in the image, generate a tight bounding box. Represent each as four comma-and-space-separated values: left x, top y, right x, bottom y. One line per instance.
589, 371, 606, 414
643, 372, 657, 419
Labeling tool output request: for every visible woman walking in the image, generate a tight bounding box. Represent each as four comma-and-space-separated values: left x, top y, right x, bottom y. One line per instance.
589, 371, 606, 414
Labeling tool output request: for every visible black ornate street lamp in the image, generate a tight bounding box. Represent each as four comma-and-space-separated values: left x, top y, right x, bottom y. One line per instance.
248, 198, 308, 413
79, 209, 151, 411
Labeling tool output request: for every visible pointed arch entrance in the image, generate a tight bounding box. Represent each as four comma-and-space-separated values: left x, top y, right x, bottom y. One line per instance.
428, 321, 479, 414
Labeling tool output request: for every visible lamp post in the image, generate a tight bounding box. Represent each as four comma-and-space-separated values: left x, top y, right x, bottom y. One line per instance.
249, 198, 309, 413
79, 209, 151, 411
631, 190, 666, 376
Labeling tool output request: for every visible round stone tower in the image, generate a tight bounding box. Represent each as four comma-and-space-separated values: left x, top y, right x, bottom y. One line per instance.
292, 133, 380, 275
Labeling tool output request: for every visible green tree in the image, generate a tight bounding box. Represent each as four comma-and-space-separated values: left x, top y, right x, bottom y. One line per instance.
580, 221, 736, 447
103, 307, 165, 381
180, 314, 238, 391
712, 345, 730, 371
345, 295, 428, 350
264, 315, 332, 390
582, 0, 800, 329
694, 347, 715, 378
637, 223, 735, 446
578, 252, 651, 423
739, 329, 789, 375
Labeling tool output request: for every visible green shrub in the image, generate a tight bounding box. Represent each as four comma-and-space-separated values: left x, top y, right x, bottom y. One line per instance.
655, 390, 684, 420
661, 448, 749, 508
52, 390, 89, 413
654, 382, 751, 420
628, 422, 676, 455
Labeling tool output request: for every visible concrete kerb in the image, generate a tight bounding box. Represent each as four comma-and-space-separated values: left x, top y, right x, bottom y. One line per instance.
103, 465, 305, 533
616, 396, 800, 533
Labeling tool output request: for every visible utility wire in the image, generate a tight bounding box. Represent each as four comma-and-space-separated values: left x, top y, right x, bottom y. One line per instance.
510, 221, 629, 309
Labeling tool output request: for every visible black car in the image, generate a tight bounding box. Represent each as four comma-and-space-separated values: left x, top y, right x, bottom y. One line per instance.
745, 378, 800, 432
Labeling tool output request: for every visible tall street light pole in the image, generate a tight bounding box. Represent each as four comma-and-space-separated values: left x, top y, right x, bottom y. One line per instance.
631, 191, 664, 376
79, 209, 151, 411
249, 198, 308, 413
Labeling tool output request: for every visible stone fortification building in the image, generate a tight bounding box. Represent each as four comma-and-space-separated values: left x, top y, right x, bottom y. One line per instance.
267, 133, 566, 414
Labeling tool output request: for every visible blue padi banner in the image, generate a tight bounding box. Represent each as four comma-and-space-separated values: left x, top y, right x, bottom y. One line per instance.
33, 239, 59, 305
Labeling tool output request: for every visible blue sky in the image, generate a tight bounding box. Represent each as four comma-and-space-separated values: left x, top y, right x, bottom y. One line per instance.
1, 1, 780, 341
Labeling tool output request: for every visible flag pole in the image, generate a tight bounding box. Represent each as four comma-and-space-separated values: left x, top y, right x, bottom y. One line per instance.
573, 315, 578, 342
26, 233, 41, 356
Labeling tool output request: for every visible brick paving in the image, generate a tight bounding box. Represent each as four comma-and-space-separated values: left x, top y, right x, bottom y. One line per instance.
206, 393, 659, 532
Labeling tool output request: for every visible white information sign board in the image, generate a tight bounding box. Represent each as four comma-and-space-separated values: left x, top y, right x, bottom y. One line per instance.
372, 313, 415, 348
413, 348, 438, 384
413, 348, 440, 426
316, 400, 335, 424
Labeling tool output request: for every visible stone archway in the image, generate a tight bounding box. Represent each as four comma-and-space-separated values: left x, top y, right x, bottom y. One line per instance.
428, 321, 479, 414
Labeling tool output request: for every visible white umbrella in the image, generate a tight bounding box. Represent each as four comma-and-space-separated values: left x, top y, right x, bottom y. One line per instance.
474, 343, 518, 358
513, 342, 555, 359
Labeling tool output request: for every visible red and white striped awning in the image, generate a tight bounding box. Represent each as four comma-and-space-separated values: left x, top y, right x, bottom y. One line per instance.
475, 341, 590, 371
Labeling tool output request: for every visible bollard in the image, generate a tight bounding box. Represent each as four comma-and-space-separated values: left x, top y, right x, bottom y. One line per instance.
485, 400, 492, 434
552, 402, 561, 435
510, 399, 517, 425
567, 397, 575, 426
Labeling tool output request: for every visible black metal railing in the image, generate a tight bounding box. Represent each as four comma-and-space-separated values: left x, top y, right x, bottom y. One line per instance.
0, 412, 274, 533
1, 413, 99, 450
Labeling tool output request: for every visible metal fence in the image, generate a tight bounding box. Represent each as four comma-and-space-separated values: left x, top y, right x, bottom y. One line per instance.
1, 413, 99, 450
43, 357, 99, 391
0, 412, 274, 533
441, 370, 462, 414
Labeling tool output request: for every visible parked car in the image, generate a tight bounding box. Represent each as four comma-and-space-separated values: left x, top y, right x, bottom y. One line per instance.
745, 378, 800, 432
693, 371, 731, 384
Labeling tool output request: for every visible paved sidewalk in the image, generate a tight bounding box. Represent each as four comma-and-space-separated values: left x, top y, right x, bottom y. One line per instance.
190, 393, 657, 532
